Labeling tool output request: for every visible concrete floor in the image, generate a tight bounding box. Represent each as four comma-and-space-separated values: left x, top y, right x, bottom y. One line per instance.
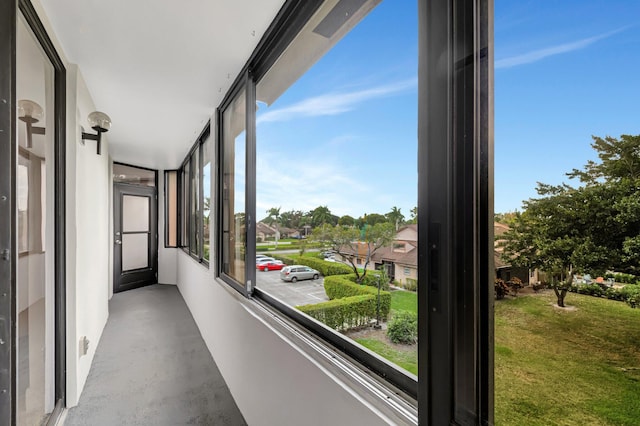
64, 284, 246, 426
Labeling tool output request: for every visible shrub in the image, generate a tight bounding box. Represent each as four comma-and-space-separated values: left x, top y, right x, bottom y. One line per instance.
297, 275, 391, 331
404, 278, 418, 292
495, 279, 509, 300
355, 272, 390, 291
323, 275, 391, 317
613, 273, 638, 284
576, 283, 604, 297
387, 311, 418, 344
622, 285, 640, 308
507, 277, 524, 295
604, 287, 625, 301
298, 295, 378, 330
272, 254, 297, 265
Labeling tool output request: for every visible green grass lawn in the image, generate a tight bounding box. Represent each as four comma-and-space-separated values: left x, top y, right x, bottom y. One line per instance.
356, 338, 418, 375
391, 290, 417, 313
355, 290, 640, 425
495, 291, 640, 426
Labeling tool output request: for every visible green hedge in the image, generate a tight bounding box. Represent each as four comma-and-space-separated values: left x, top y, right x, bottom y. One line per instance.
298, 295, 379, 330
296, 275, 391, 331
571, 283, 640, 308
271, 254, 297, 265
604, 272, 639, 284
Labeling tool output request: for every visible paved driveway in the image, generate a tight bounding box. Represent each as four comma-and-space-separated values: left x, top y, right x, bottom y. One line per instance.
255, 269, 329, 307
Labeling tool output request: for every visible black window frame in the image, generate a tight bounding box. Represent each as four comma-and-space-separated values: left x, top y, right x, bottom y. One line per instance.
214, 0, 493, 423
216, 80, 254, 296
1, 0, 68, 423
177, 123, 211, 267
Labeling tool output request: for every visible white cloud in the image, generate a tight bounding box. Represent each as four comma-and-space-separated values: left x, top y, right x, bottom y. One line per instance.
256, 151, 372, 217
496, 28, 625, 69
256, 78, 417, 124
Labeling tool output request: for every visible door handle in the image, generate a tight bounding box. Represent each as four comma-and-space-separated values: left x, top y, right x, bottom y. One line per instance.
115, 239, 122, 245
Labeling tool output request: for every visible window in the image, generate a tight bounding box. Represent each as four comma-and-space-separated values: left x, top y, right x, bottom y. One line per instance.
189, 146, 199, 256
176, 125, 210, 265
202, 137, 211, 261
181, 163, 189, 249
215, 0, 491, 422
164, 170, 178, 247
219, 87, 247, 289
252, 0, 422, 386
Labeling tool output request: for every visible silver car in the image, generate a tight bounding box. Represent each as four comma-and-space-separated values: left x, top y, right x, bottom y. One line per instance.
280, 265, 320, 282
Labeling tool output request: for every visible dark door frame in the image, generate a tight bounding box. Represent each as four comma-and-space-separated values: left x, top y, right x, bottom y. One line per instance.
0, 0, 67, 424
113, 181, 159, 293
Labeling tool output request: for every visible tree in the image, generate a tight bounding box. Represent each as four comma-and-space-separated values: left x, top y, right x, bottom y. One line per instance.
310, 205, 336, 227
568, 134, 640, 183
500, 186, 579, 307
313, 223, 395, 283
264, 206, 281, 248
407, 206, 418, 224
500, 134, 640, 306
279, 210, 303, 229
338, 215, 355, 227
385, 206, 405, 231
364, 213, 386, 226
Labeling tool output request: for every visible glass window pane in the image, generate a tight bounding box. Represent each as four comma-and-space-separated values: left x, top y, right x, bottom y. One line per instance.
202, 136, 211, 261
122, 233, 149, 270
222, 88, 246, 284
122, 195, 149, 232
113, 163, 156, 186
494, 2, 640, 424
190, 149, 200, 255
255, 0, 418, 377
16, 12, 56, 425
165, 171, 178, 247
181, 163, 189, 248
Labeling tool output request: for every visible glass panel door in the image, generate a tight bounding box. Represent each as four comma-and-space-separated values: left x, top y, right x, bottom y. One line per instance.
113, 182, 158, 293
16, 12, 55, 426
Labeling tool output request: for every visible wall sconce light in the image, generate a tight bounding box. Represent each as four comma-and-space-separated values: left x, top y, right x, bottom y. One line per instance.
81, 111, 111, 155
18, 99, 45, 148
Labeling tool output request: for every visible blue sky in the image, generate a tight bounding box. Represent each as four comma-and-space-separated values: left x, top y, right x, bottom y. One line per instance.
255, 0, 640, 219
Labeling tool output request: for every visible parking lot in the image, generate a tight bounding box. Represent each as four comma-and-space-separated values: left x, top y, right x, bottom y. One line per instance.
255, 269, 329, 307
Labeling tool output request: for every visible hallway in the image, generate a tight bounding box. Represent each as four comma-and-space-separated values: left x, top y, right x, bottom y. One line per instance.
64, 285, 246, 426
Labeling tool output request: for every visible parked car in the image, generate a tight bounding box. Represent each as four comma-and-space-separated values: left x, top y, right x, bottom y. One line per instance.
257, 260, 286, 271
280, 265, 320, 282
321, 250, 336, 258
256, 257, 275, 267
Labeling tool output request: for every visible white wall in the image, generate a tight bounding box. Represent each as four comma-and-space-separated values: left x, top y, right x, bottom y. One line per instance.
177, 254, 392, 426
64, 67, 111, 406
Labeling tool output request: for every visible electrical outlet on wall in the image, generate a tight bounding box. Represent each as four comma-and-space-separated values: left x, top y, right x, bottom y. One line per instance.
79, 336, 89, 357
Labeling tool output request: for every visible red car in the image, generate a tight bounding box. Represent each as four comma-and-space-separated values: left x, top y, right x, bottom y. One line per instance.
256, 260, 286, 272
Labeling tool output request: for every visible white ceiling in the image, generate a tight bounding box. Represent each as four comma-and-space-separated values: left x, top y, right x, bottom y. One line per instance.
40, 0, 285, 170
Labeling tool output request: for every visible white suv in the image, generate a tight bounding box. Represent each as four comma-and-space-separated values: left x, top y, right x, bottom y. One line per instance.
279, 265, 320, 282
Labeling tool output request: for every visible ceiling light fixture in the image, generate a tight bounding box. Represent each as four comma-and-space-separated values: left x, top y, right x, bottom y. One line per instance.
81, 111, 111, 155
18, 99, 45, 148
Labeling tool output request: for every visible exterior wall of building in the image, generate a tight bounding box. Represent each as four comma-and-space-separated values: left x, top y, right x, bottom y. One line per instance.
394, 263, 418, 286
